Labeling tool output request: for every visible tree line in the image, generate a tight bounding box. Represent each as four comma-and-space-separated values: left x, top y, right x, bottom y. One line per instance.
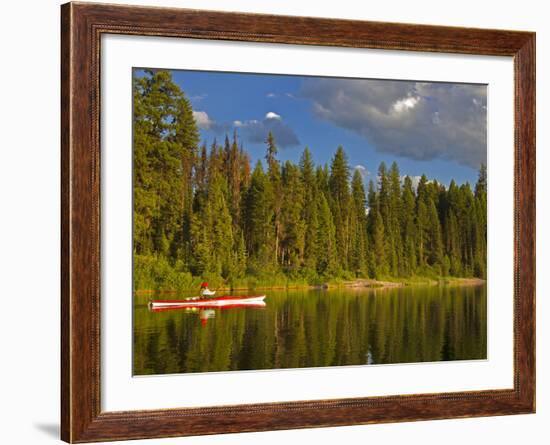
133, 69, 486, 291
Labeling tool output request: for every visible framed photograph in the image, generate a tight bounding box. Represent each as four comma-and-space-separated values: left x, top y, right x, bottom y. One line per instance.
61, 2, 535, 442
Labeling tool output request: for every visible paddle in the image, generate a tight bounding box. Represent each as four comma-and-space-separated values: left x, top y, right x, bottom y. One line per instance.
213, 278, 228, 294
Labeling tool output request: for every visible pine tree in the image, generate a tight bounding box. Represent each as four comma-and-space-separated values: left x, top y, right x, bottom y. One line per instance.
427, 199, 444, 271
189, 170, 234, 278
316, 192, 338, 277
300, 148, 319, 271
207, 174, 234, 278
372, 208, 387, 278
242, 161, 275, 272
389, 162, 403, 275
133, 69, 199, 265
458, 183, 476, 276
474, 164, 487, 278
329, 146, 351, 270
265, 131, 283, 265
239, 147, 251, 189
280, 162, 306, 272
350, 170, 368, 276
231, 229, 247, 282
416, 174, 429, 204
366, 180, 379, 278
208, 139, 223, 177
401, 176, 417, 276
195, 143, 208, 195
316, 164, 330, 196
416, 199, 429, 268
377, 162, 393, 274
475, 163, 487, 197
444, 209, 462, 276
226, 130, 242, 226
265, 131, 278, 169
189, 211, 212, 276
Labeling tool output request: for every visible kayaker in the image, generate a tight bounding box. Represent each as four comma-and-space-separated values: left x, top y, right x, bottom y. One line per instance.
199, 282, 216, 298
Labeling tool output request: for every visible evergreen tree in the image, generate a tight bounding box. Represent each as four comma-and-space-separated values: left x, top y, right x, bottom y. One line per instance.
475, 163, 487, 197
366, 180, 379, 277
226, 130, 242, 226
350, 170, 368, 276
456, 183, 476, 276
329, 147, 351, 270
242, 161, 275, 272
445, 209, 461, 276
195, 143, 208, 195
280, 162, 306, 272
389, 162, 403, 275
426, 199, 444, 271
265, 131, 283, 265
474, 164, 487, 278
207, 174, 234, 278
265, 131, 278, 169
300, 148, 320, 271
316, 193, 338, 276
133, 69, 199, 264
416, 199, 429, 268
401, 176, 417, 276
190, 171, 234, 278
231, 229, 247, 281
372, 208, 387, 278
377, 162, 393, 274
316, 164, 330, 196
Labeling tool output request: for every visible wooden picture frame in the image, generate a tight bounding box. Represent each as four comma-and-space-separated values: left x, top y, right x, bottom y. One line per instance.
61, 2, 535, 442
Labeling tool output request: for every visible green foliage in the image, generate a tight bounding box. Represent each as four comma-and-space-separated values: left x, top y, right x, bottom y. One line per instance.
316, 192, 338, 277
134, 255, 195, 292
329, 146, 351, 271
133, 69, 199, 264
349, 170, 368, 276
280, 161, 306, 273
133, 70, 487, 290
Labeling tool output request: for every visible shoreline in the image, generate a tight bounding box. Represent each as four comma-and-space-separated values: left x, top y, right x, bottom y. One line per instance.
336, 277, 486, 290
135, 277, 486, 294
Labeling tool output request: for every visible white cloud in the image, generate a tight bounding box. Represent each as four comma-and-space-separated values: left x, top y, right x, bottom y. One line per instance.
392, 95, 420, 113
192, 111, 213, 130
266, 92, 297, 99
233, 120, 243, 127
353, 164, 370, 178
265, 111, 281, 120
190, 93, 208, 101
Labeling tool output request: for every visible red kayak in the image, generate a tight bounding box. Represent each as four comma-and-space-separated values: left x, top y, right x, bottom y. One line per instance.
149, 294, 266, 310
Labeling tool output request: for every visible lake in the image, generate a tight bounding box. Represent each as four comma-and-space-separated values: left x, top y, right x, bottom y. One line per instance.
133, 284, 486, 375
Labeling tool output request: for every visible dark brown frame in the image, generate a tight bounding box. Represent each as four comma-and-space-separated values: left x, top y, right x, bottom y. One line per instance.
61, 2, 536, 442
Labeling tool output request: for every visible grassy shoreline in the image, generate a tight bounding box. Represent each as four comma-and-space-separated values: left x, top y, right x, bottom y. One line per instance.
135, 276, 486, 294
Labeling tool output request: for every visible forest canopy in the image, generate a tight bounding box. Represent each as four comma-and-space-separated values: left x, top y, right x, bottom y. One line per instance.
133, 69, 487, 291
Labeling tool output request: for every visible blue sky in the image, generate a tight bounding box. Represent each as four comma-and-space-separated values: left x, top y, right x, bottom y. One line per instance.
141, 69, 487, 186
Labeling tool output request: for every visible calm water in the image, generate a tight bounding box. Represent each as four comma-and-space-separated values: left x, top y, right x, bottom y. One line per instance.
133, 285, 486, 375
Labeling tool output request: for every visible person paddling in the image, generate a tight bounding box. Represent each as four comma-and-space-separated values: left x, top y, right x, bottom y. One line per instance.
199, 282, 216, 298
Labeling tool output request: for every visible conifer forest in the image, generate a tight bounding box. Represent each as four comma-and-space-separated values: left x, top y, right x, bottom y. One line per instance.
133, 69, 487, 291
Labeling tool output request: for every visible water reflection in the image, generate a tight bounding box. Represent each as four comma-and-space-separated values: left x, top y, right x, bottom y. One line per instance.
133, 285, 487, 375
149, 303, 266, 327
